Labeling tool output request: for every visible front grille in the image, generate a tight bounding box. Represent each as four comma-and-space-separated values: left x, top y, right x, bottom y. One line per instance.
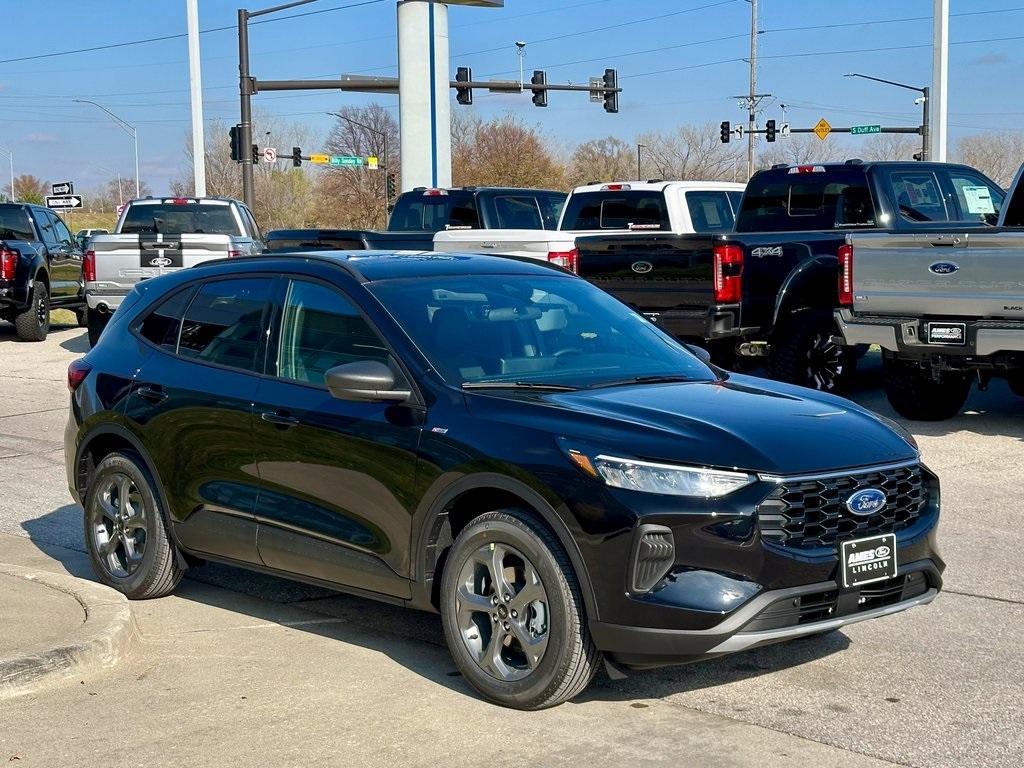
757, 463, 927, 550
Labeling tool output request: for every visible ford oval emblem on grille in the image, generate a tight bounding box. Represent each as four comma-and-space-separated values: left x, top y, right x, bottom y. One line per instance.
929, 261, 959, 275
846, 488, 886, 516
631, 261, 654, 274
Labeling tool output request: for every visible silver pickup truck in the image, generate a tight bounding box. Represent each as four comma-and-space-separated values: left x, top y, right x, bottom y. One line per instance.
835, 163, 1024, 420
85, 197, 263, 345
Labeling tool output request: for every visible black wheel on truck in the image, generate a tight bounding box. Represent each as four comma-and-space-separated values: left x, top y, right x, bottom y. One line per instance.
769, 308, 855, 393
86, 308, 109, 348
14, 282, 50, 342
882, 359, 970, 421
75, 306, 89, 328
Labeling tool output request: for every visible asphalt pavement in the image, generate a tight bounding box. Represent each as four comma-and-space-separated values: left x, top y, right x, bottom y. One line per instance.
1, 320, 1021, 767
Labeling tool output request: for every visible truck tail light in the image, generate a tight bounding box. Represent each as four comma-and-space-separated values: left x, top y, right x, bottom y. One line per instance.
228, 249, 243, 259
713, 243, 743, 303
67, 359, 92, 392
838, 243, 854, 307
0, 248, 17, 280
83, 250, 96, 282
547, 248, 579, 274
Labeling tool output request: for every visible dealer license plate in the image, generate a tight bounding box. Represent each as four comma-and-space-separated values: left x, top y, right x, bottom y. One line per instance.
840, 533, 897, 588
927, 322, 966, 345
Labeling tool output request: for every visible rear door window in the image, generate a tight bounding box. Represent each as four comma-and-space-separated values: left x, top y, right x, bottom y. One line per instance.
886, 171, 950, 223
35, 210, 58, 245
178, 278, 273, 373
560, 190, 669, 230
50, 214, 73, 245
0, 207, 36, 241
685, 191, 737, 232
121, 203, 241, 235
943, 169, 1004, 224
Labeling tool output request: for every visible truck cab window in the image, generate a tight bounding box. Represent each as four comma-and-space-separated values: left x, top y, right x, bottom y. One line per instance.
887, 172, 949, 223
945, 171, 1004, 225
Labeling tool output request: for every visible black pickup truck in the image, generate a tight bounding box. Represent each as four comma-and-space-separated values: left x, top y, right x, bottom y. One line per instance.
268, 186, 567, 253
0, 203, 86, 341
576, 161, 1007, 391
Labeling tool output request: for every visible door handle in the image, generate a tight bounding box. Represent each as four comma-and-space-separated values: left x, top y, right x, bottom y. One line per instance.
136, 385, 168, 403
261, 411, 300, 427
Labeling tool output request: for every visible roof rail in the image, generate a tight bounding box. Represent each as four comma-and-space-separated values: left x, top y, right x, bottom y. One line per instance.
646, 178, 664, 184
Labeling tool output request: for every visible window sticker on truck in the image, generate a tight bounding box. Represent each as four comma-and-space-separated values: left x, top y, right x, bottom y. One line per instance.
962, 186, 995, 215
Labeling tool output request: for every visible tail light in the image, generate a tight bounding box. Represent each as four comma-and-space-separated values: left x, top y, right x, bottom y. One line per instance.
713, 243, 743, 303
838, 243, 854, 307
228, 249, 243, 259
83, 250, 96, 282
0, 247, 17, 280
547, 248, 579, 274
67, 359, 92, 392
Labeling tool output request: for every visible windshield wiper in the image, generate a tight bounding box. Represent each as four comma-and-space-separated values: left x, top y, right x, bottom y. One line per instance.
588, 374, 695, 389
462, 381, 580, 392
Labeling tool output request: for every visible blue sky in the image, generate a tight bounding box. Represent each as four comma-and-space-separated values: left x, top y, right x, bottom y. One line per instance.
0, 0, 1021, 193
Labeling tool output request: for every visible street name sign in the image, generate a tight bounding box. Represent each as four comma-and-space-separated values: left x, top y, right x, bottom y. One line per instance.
46, 195, 83, 210
851, 124, 882, 136
329, 155, 365, 166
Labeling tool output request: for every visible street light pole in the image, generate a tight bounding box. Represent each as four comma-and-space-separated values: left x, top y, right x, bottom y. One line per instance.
328, 111, 390, 222
74, 99, 141, 197
844, 73, 929, 161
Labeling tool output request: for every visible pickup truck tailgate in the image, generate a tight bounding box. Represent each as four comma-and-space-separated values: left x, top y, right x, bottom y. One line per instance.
851, 232, 1024, 318
92, 233, 234, 282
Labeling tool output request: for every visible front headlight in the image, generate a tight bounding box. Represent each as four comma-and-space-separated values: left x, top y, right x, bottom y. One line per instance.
591, 454, 755, 498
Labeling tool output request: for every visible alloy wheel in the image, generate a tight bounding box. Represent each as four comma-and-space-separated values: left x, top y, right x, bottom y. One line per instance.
36, 293, 48, 326
89, 473, 148, 578
806, 330, 846, 391
455, 542, 550, 682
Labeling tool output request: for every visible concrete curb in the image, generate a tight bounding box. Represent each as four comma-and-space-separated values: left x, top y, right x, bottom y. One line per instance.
0, 563, 136, 699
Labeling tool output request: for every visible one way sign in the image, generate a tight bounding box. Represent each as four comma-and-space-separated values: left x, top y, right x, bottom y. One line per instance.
52, 181, 74, 195
46, 195, 84, 210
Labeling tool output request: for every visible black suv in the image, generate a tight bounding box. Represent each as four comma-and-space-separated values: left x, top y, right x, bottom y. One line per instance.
0, 203, 86, 340
65, 252, 943, 709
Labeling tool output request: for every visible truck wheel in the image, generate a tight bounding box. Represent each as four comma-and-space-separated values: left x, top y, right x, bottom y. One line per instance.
87, 309, 108, 347
882, 360, 970, 421
76, 307, 89, 328
14, 283, 50, 342
770, 309, 854, 393
440, 509, 601, 710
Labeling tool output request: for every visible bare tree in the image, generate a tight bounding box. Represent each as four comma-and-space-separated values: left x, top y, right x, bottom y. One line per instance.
452, 113, 566, 190
566, 137, 636, 186
759, 134, 847, 168
317, 104, 400, 230
955, 132, 1024, 187
637, 124, 745, 182
860, 134, 920, 162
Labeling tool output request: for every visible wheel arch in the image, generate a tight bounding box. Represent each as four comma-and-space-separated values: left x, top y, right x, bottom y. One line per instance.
771, 254, 839, 332
410, 473, 598, 621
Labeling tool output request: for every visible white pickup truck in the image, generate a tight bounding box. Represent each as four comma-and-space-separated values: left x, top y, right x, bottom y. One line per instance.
835, 163, 1024, 420
433, 180, 745, 271
85, 197, 264, 345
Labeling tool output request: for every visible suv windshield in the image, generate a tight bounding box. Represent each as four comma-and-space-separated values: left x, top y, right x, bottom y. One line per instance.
368, 274, 715, 388
560, 190, 670, 231
121, 203, 240, 235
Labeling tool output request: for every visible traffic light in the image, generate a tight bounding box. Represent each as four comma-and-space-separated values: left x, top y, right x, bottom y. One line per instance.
720, 121, 731, 144
602, 68, 618, 114
531, 70, 548, 108
292, 147, 302, 168
765, 119, 777, 142
386, 173, 396, 202
229, 125, 242, 162
456, 67, 473, 106
251, 144, 259, 164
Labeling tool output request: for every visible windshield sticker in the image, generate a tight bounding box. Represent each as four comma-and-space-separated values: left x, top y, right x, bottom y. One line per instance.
962, 185, 995, 215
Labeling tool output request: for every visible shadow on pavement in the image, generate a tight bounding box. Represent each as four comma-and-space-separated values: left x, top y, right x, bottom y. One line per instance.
59, 330, 90, 355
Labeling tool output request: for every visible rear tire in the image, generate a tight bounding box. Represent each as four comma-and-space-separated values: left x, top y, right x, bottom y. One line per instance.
76, 306, 89, 328
882, 360, 970, 421
440, 509, 600, 710
770, 309, 855, 393
86, 308, 108, 347
14, 282, 49, 341
83, 451, 183, 600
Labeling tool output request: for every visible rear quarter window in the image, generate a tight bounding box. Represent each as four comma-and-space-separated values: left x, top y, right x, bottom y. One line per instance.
0, 207, 36, 241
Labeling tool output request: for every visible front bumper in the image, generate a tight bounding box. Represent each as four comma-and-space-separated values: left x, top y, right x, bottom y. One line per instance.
835, 308, 1024, 364
591, 560, 940, 667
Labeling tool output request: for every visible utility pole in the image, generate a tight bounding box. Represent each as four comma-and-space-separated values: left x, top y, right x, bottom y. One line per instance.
747, 0, 757, 180
844, 73, 929, 160
187, 0, 207, 196
931, 0, 949, 161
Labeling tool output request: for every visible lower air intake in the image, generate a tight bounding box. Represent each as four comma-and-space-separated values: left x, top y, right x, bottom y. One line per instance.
630, 525, 675, 593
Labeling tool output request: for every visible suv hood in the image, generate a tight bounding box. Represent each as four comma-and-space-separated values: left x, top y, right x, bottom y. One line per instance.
471, 373, 917, 476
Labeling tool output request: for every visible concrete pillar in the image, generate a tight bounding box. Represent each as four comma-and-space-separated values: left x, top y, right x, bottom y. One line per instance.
931, 0, 949, 162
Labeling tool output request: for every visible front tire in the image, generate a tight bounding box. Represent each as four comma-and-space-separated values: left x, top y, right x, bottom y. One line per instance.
14, 282, 49, 341
440, 509, 600, 710
882, 360, 970, 421
83, 452, 183, 599
770, 309, 855, 392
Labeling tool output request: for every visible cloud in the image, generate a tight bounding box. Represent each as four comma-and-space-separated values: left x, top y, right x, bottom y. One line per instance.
969, 53, 1010, 67
25, 132, 59, 145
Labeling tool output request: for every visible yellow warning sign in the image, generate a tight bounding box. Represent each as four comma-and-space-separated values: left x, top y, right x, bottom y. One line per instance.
309, 154, 330, 164
813, 118, 832, 141
367, 156, 379, 170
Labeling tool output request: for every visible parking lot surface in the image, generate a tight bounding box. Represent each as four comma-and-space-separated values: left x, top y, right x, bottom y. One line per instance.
1, 322, 1021, 767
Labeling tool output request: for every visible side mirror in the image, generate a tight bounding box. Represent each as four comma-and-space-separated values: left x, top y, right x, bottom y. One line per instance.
325, 360, 411, 403
685, 343, 713, 365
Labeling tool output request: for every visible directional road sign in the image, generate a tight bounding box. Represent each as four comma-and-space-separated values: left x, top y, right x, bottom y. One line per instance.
52, 181, 74, 196
781, 122, 791, 137
262, 147, 278, 164
813, 118, 832, 141
46, 195, 83, 210
850, 124, 882, 136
